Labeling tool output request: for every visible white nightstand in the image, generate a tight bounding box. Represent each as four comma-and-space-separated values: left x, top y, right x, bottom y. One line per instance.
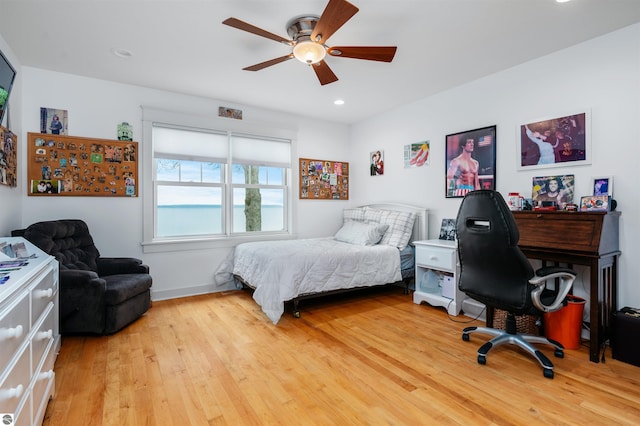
412, 239, 464, 316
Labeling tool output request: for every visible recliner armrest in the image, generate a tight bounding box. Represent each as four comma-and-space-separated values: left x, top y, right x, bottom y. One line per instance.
97, 257, 150, 276
529, 267, 576, 313
60, 269, 103, 288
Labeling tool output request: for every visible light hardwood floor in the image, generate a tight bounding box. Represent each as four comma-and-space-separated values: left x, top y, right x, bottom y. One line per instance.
43, 286, 640, 425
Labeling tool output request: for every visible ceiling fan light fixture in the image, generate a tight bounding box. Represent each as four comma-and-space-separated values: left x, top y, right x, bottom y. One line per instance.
293, 39, 326, 64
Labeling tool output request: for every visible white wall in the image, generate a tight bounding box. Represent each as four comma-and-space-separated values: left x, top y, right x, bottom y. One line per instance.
15, 67, 350, 300
349, 23, 640, 308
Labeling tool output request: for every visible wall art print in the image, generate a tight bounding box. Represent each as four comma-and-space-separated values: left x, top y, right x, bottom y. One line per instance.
299, 157, 349, 200
0, 125, 17, 187
404, 141, 430, 168
445, 125, 496, 198
517, 110, 590, 170
370, 149, 384, 176
27, 132, 138, 197
40, 107, 68, 135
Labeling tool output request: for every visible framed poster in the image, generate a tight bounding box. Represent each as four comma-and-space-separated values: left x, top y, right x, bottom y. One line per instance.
299, 157, 348, 200
445, 125, 496, 198
27, 132, 138, 197
517, 110, 590, 170
532, 174, 575, 210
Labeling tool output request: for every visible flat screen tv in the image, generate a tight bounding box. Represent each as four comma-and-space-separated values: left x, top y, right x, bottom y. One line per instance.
0, 49, 16, 127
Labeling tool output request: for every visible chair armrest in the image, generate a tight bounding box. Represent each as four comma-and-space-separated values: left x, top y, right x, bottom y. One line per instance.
529, 267, 576, 313
97, 257, 150, 276
60, 269, 103, 288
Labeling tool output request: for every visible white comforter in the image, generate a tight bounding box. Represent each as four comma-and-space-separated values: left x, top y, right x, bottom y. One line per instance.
215, 238, 402, 324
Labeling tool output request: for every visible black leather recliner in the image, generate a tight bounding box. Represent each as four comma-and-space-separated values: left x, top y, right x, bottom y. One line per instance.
15, 219, 152, 335
456, 190, 576, 378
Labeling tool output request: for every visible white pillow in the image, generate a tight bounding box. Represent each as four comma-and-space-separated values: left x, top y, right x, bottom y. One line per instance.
367, 208, 417, 251
334, 221, 389, 246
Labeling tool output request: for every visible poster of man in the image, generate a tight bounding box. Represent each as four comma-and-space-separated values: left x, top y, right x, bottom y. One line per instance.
445, 125, 496, 197
532, 174, 575, 210
518, 112, 588, 169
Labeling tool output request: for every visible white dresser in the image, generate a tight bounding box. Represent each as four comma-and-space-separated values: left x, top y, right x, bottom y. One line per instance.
0, 237, 60, 426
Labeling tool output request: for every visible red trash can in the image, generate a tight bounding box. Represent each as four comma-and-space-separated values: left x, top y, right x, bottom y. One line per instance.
543, 295, 586, 350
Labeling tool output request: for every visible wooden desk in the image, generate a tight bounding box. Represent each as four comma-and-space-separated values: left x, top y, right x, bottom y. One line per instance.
511, 211, 621, 363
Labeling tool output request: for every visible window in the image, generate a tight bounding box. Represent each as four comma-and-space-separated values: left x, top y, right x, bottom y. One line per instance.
146, 118, 292, 244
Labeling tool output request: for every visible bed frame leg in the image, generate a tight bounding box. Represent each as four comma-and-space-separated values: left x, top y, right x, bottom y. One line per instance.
293, 299, 301, 318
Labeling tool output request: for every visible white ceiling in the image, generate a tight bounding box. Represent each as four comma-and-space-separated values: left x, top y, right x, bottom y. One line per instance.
2, 0, 640, 124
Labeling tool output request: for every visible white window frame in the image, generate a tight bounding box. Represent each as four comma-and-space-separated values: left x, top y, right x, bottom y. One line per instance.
141, 107, 296, 253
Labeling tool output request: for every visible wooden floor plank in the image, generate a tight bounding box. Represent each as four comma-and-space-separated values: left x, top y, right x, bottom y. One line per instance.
43, 287, 640, 425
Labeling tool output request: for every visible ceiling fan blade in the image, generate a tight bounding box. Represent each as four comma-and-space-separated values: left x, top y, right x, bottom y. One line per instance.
312, 60, 339, 86
311, 0, 359, 45
328, 46, 397, 62
223, 18, 292, 45
243, 55, 294, 71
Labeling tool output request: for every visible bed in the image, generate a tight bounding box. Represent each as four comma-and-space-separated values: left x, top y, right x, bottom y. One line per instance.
215, 203, 428, 324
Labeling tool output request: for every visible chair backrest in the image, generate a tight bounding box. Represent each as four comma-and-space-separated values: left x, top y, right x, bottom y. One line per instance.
23, 219, 101, 272
456, 190, 535, 313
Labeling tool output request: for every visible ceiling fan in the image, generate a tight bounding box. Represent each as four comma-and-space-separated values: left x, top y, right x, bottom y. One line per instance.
222, 0, 397, 85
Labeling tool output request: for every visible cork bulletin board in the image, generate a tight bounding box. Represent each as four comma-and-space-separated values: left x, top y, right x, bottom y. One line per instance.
299, 157, 349, 200
27, 132, 138, 197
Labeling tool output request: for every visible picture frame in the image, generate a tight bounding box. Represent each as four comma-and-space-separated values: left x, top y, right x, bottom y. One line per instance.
532, 174, 575, 210
370, 149, 384, 176
404, 141, 430, 168
438, 218, 456, 241
517, 109, 590, 170
40, 107, 68, 135
445, 125, 496, 198
591, 176, 613, 196
580, 195, 610, 212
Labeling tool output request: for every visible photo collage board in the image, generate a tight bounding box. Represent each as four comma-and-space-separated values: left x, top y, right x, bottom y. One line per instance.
299, 157, 349, 200
27, 132, 138, 197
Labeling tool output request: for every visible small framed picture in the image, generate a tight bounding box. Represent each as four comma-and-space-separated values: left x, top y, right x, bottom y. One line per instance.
591, 176, 613, 196
438, 218, 456, 241
580, 195, 611, 212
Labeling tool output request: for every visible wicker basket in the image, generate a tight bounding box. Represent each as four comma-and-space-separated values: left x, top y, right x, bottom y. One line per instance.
493, 309, 541, 336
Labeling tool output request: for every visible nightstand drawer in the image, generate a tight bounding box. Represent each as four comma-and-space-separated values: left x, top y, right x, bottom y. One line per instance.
415, 244, 455, 271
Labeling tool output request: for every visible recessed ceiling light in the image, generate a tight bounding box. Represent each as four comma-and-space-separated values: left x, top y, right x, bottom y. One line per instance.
111, 48, 133, 58
334, 99, 345, 106
556, 0, 571, 3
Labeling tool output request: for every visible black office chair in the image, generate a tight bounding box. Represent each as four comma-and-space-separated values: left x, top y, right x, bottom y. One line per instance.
456, 190, 576, 378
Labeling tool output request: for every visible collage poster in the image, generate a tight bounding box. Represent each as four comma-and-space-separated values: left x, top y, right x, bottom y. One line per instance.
299, 157, 349, 200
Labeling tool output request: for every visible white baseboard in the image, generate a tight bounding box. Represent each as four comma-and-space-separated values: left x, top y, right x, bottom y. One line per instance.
151, 282, 237, 301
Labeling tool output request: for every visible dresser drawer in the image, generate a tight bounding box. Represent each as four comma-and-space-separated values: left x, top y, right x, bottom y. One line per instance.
32, 303, 55, 376
0, 343, 30, 415
32, 347, 56, 426
415, 244, 455, 271
30, 264, 57, 326
0, 290, 29, 371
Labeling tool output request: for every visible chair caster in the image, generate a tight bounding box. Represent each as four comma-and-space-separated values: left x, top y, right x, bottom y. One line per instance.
543, 368, 554, 379
554, 349, 564, 358
477, 355, 486, 365
462, 333, 470, 342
